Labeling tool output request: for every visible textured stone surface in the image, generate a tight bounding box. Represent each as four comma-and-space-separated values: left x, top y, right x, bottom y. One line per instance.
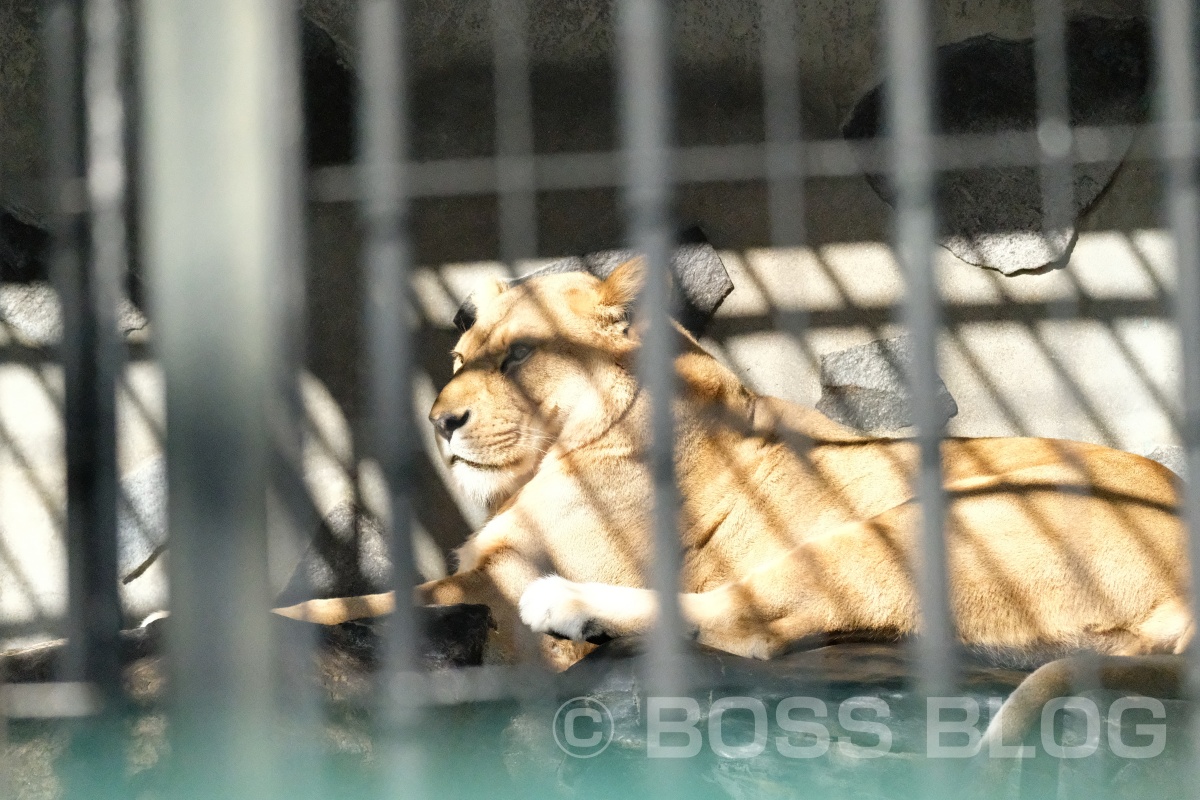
816, 336, 958, 432
843, 16, 1150, 274
117, 456, 167, 581
274, 501, 392, 606
1, 606, 492, 684
0, 282, 147, 345
1145, 445, 1187, 480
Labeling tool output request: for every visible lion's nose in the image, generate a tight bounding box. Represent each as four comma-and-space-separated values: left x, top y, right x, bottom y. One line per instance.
432, 409, 470, 442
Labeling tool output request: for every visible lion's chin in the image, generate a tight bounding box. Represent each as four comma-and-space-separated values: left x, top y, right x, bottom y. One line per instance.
449, 455, 535, 509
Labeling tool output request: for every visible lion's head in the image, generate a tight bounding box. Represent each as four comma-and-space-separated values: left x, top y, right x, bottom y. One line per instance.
429, 259, 646, 509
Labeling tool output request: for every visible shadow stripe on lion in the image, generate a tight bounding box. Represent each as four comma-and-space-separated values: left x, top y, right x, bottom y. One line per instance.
274, 258, 1192, 712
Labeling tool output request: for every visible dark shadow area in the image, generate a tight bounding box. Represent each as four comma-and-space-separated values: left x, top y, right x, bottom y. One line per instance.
0, 211, 50, 283
302, 15, 356, 167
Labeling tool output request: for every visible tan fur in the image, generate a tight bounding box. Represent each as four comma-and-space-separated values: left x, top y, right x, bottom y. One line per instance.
275, 259, 1193, 672
979, 653, 1184, 755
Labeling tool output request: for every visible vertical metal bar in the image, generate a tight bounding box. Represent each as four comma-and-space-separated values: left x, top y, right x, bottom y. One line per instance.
267, 3, 311, 601
759, 0, 805, 248
1034, 9, 1105, 797
357, 0, 425, 791
492, 0, 537, 265
1034, 0, 1073, 247
82, 0, 126, 668
51, 0, 127, 794
616, 0, 686, 700
1153, 0, 1200, 772
883, 0, 955, 711
141, 1, 290, 796
266, 5, 321, 800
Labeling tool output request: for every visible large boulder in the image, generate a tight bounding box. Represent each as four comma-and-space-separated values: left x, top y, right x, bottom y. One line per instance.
843, 16, 1151, 275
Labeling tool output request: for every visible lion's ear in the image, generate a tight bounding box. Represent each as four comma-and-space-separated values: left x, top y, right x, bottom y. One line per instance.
473, 276, 508, 306
454, 277, 508, 332
599, 257, 646, 311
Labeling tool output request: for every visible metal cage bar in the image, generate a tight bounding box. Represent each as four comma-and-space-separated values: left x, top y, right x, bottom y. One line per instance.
616, 0, 688, 702
1034, 0, 1074, 243
759, 0, 805, 249
1033, 8, 1109, 797
1153, 0, 1200, 763
308, 125, 1165, 203
357, 6, 431, 800
266, 5, 322, 799
50, 0, 125, 794
882, 0, 954, 705
358, 0, 419, 682
492, 0, 537, 265
141, 1, 297, 795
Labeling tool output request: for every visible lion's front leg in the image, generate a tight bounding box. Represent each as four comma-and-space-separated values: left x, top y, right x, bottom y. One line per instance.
518, 508, 922, 660
421, 552, 596, 668
516, 575, 798, 659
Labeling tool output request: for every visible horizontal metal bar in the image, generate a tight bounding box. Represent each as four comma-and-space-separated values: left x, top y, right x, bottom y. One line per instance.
0, 340, 153, 364
1, 682, 101, 718
310, 123, 1154, 202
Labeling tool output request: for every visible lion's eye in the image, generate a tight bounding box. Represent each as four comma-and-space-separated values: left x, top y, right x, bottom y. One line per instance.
501, 343, 533, 374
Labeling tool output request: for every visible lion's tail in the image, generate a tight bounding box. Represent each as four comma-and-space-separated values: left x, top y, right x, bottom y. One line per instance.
980, 653, 1186, 753
272, 591, 397, 625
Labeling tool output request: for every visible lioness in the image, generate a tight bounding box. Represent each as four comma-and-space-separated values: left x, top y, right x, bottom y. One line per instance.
277, 258, 1192, 672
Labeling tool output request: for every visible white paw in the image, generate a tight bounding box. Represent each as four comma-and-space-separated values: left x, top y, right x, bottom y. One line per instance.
519, 576, 602, 641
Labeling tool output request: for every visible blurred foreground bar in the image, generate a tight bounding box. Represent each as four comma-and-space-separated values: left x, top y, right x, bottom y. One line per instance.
51, 0, 126, 795
1153, 0, 1200, 764
883, 0, 954, 705
140, 1, 296, 796
617, 0, 687, 702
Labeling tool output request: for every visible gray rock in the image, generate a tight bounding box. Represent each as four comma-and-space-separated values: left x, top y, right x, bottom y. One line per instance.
843, 16, 1150, 275
117, 456, 168, 581
0, 283, 63, 345
117, 459, 397, 605
456, 239, 734, 337
0, 282, 148, 345
816, 336, 958, 432
1145, 445, 1187, 480
274, 501, 392, 606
